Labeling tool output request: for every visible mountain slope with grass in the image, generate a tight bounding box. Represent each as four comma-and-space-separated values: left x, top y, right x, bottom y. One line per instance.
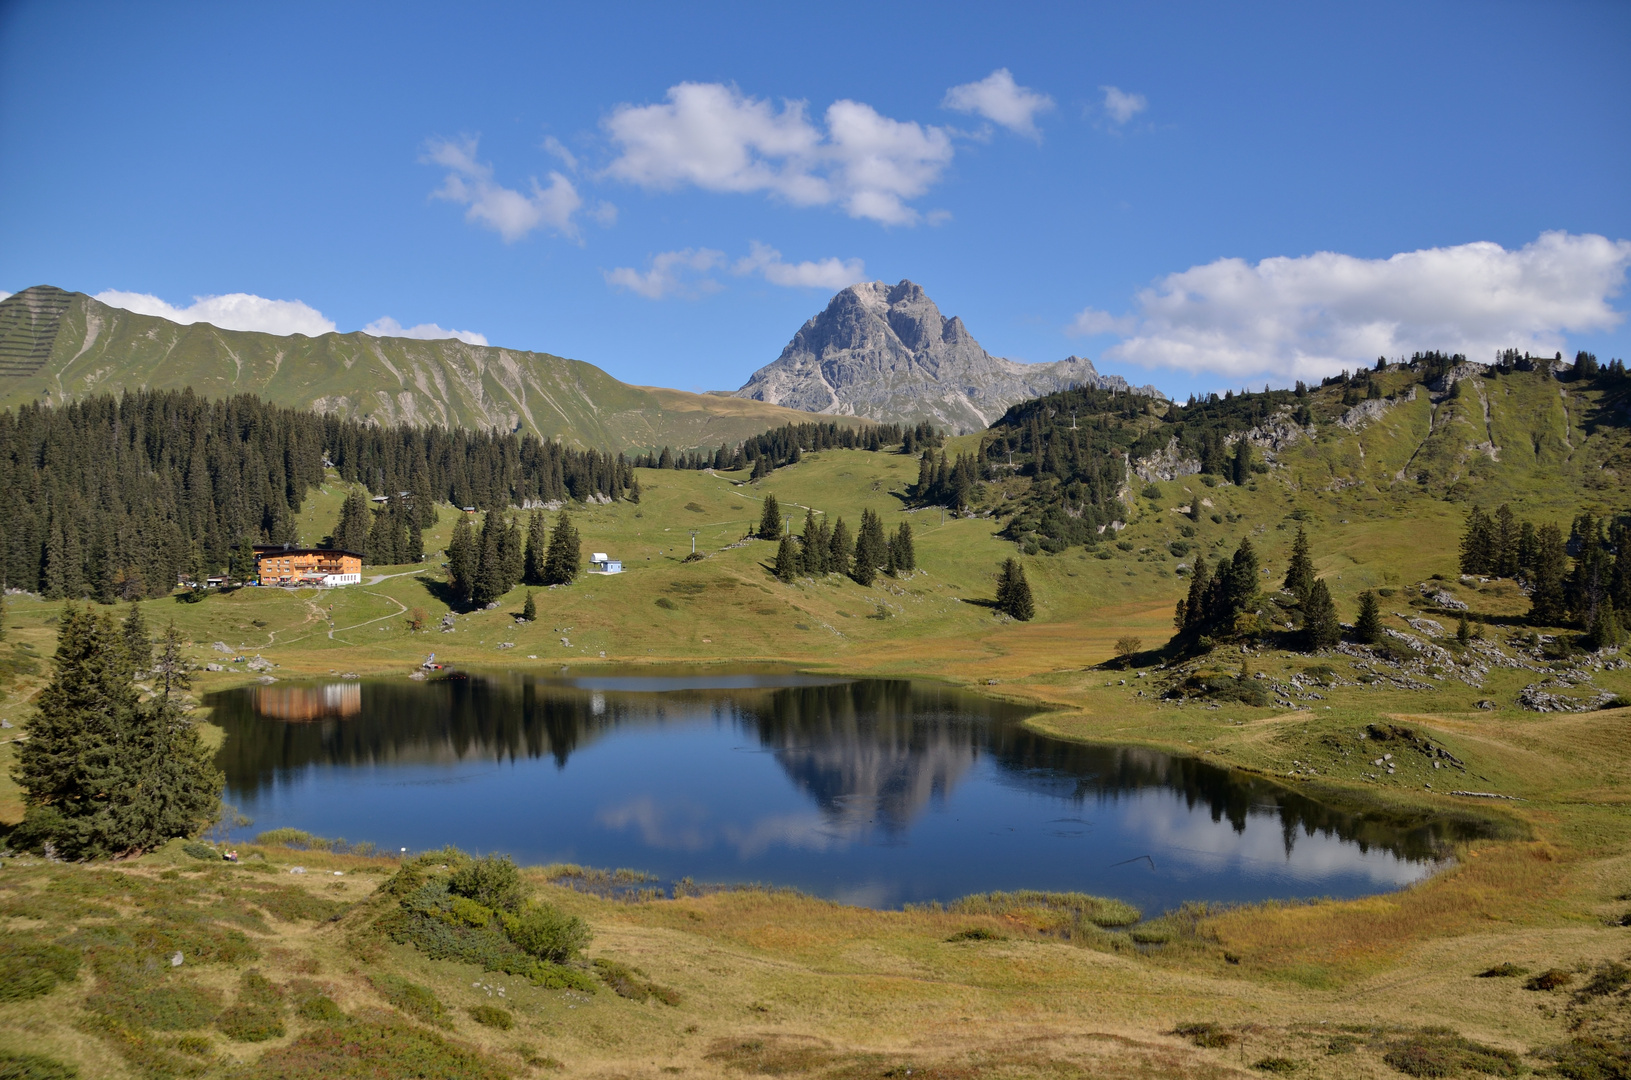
0, 286, 848, 452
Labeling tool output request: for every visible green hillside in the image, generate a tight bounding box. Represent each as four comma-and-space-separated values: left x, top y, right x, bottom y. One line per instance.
0, 286, 852, 452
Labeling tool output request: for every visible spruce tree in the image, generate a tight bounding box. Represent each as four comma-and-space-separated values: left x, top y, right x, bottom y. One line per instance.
758, 494, 782, 540
1180, 558, 1212, 638
542, 511, 581, 586
1493, 504, 1519, 578
774, 536, 799, 583
1459, 506, 1494, 575
1302, 579, 1341, 651
122, 602, 152, 675
997, 558, 1035, 621
1231, 438, 1253, 486
14, 607, 139, 857
1528, 523, 1569, 626
124, 622, 221, 851
447, 514, 477, 606
471, 512, 507, 606
1586, 599, 1623, 651
1456, 612, 1471, 645
501, 516, 525, 588
1283, 525, 1315, 606
522, 591, 537, 622
851, 509, 887, 586
334, 489, 371, 553
1226, 538, 1260, 621
800, 511, 826, 575
1355, 589, 1381, 645
827, 517, 852, 577
891, 523, 916, 575
524, 510, 547, 586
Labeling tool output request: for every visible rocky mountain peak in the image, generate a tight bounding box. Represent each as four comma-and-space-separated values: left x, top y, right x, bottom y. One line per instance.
735, 280, 1160, 432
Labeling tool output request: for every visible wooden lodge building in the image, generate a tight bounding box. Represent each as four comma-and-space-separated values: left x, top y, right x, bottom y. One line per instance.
253, 545, 362, 587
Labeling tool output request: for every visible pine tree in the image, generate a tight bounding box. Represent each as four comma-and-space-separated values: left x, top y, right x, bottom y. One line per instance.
1586, 599, 1623, 650
228, 537, 258, 586
334, 489, 371, 553
799, 510, 826, 575
1528, 523, 1569, 626
542, 511, 581, 586
758, 494, 782, 540
996, 558, 1035, 621
774, 536, 799, 583
1302, 579, 1341, 651
522, 591, 537, 622
524, 510, 547, 586
1355, 590, 1382, 645
1231, 438, 1253, 486
14, 606, 139, 857
1459, 506, 1494, 575
501, 515, 525, 588
1493, 504, 1519, 578
122, 602, 152, 675
890, 523, 916, 575
1180, 557, 1212, 638
447, 514, 477, 606
827, 516, 852, 577
472, 513, 507, 606
1226, 537, 1260, 620
851, 509, 887, 586
123, 621, 221, 852
1283, 525, 1315, 606
1456, 612, 1471, 645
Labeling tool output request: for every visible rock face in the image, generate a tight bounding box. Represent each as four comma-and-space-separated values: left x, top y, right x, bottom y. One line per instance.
735, 280, 1160, 432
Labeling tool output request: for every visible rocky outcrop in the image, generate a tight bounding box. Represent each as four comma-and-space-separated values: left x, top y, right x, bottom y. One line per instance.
735, 280, 1161, 432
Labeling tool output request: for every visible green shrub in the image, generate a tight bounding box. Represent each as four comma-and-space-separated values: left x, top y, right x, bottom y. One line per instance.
449, 855, 524, 914
0, 1051, 80, 1079
1253, 1058, 1300, 1073
1381, 1031, 1522, 1077
244, 884, 349, 923
592, 958, 681, 1006
173, 1035, 212, 1056
946, 927, 1003, 942
218, 1004, 286, 1042
0, 939, 80, 1001
655, 597, 678, 610
467, 1004, 514, 1029
181, 841, 218, 861
1475, 963, 1528, 978
85, 977, 222, 1031
1527, 968, 1574, 991
244, 1014, 510, 1080
368, 974, 450, 1028
292, 993, 345, 1023
1174, 1022, 1237, 1049
1534, 1036, 1631, 1080
508, 903, 589, 964
255, 829, 330, 851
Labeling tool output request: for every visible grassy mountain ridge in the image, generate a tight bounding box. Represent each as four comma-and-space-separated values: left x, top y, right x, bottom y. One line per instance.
0, 286, 854, 452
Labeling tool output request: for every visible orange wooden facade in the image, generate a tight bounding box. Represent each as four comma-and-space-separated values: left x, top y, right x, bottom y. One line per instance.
254, 547, 363, 586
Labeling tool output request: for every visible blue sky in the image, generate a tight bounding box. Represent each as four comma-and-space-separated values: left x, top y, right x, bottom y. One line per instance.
1, 1, 1627, 400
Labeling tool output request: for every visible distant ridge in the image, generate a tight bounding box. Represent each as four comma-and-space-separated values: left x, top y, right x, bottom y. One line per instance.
735, 280, 1162, 433
0, 287, 861, 453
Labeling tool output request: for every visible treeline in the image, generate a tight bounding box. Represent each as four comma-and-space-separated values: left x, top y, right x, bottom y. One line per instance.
445, 509, 582, 609
761, 495, 915, 587
1461, 504, 1629, 645
633, 420, 930, 480
0, 389, 633, 600
981, 388, 1140, 551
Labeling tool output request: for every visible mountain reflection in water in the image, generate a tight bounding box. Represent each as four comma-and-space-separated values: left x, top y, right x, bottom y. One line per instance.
208, 674, 1486, 909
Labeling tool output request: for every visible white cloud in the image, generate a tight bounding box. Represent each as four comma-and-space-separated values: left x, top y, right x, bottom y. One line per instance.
362, 316, 488, 346
541, 135, 578, 172
943, 68, 1054, 139
424, 136, 582, 242
1074, 232, 1631, 382
603, 82, 953, 225
733, 241, 865, 289
604, 248, 725, 300
1068, 308, 1134, 336
94, 289, 337, 336
1100, 86, 1147, 125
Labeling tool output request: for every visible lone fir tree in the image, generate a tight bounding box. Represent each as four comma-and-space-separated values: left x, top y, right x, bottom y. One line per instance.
1283, 525, 1315, 607
542, 511, 582, 586
758, 494, 782, 540
774, 536, 800, 582
1302, 579, 1341, 651
1354, 590, 1382, 645
996, 558, 1036, 621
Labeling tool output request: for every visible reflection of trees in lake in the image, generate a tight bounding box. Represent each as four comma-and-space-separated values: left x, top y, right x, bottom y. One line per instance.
209, 676, 1483, 860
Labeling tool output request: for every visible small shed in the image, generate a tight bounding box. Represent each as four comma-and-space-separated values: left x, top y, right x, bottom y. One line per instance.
589, 552, 623, 575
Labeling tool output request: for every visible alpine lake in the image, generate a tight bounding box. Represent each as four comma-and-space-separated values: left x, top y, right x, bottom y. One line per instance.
206, 671, 1486, 912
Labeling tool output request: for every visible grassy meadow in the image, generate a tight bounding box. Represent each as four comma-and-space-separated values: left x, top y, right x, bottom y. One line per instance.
3, 367, 1631, 1077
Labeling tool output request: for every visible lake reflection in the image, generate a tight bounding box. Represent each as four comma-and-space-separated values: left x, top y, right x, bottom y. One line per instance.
208, 673, 1481, 910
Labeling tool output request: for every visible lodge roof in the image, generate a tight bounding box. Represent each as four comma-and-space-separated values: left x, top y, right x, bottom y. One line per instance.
252, 545, 363, 559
